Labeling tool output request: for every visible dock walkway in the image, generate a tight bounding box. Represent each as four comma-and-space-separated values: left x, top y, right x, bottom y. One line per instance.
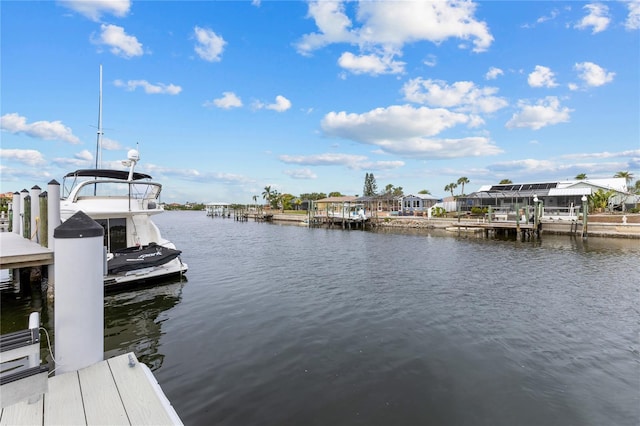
0, 352, 182, 425
0, 233, 53, 270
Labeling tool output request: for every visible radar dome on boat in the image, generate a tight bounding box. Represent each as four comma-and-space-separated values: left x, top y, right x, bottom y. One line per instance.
128, 149, 140, 162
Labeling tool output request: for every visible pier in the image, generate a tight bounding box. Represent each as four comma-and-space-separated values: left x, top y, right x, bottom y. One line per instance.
0, 211, 183, 425
0, 352, 181, 425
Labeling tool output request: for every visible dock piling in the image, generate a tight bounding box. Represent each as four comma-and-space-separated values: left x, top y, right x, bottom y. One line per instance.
53, 211, 104, 374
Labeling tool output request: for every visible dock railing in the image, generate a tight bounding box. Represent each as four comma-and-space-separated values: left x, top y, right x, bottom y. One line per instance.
0, 312, 49, 408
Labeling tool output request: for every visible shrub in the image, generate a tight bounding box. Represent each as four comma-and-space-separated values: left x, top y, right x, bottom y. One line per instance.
432, 207, 447, 218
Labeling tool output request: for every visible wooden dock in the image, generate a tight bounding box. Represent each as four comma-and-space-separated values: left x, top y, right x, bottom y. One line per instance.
448, 221, 540, 238
0, 232, 53, 270
0, 352, 182, 425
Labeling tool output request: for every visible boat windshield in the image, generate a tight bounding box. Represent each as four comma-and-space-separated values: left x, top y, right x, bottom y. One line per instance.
64, 179, 161, 201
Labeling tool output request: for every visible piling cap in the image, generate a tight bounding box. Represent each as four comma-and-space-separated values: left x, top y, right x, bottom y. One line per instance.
54, 211, 104, 239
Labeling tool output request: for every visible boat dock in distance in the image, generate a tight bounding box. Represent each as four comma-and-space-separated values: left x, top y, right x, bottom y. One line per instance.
448, 221, 541, 239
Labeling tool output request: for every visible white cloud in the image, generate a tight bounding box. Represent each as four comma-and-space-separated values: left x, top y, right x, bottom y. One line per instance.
0, 164, 52, 183
536, 9, 560, 24
0, 149, 47, 166
283, 168, 317, 179
194, 26, 226, 62
323, 105, 468, 140
296, 0, 493, 75
1, 113, 81, 144
101, 137, 122, 151
295, 1, 358, 54
52, 150, 95, 168
114, 79, 182, 95
574, 61, 615, 87
205, 92, 243, 109
575, 3, 610, 34
320, 104, 502, 158
527, 65, 558, 88
506, 96, 572, 130
423, 54, 437, 67
59, 0, 130, 21
488, 159, 557, 173
485, 67, 504, 80
561, 149, 640, 160
338, 51, 405, 75
402, 78, 508, 114
279, 153, 405, 170
75, 150, 94, 161
93, 24, 143, 58
625, 0, 640, 30
266, 96, 292, 112
280, 153, 367, 167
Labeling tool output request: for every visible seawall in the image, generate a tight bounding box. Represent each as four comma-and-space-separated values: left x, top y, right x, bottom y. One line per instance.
259, 212, 640, 239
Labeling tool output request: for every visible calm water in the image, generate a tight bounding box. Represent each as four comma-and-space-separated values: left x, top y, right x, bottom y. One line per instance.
2, 211, 639, 425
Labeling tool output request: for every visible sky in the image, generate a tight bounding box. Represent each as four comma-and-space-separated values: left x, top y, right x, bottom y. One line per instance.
1, 0, 639, 204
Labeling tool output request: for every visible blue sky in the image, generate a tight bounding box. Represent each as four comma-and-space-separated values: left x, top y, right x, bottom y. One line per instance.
1, 0, 639, 204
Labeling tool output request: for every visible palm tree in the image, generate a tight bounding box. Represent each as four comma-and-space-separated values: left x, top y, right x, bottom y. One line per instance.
457, 177, 470, 195
262, 186, 272, 208
252, 195, 258, 211
499, 179, 513, 184
575, 173, 587, 180
418, 189, 431, 195
444, 183, 458, 197
614, 171, 634, 188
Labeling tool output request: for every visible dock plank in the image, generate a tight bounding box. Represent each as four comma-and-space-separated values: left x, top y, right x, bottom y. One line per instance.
0, 353, 181, 425
78, 360, 129, 425
108, 354, 176, 425
44, 370, 86, 425
0, 397, 43, 425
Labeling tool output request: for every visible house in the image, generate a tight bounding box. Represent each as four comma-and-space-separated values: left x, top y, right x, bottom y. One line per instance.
399, 194, 441, 215
461, 178, 634, 217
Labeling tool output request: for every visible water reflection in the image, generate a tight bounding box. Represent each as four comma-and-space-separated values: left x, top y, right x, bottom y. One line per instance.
104, 278, 186, 371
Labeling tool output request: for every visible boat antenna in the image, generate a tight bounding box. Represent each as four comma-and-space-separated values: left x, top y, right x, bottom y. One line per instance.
126, 148, 140, 181
95, 64, 103, 170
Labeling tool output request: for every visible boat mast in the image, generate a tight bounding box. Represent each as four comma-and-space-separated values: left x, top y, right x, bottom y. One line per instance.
95, 64, 103, 169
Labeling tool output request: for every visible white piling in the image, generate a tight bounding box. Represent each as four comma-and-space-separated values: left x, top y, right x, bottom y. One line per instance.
53, 211, 104, 374
30, 185, 41, 242
47, 180, 61, 291
12, 192, 20, 235
19, 189, 29, 236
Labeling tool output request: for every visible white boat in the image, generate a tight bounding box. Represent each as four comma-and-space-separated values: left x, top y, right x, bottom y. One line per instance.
59, 149, 188, 289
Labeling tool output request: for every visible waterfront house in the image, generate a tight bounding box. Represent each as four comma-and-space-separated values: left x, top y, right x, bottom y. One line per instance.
400, 194, 440, 215
460, 178, 633, 218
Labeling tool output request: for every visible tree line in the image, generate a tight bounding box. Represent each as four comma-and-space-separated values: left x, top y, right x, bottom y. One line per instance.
254, 170, 638, 212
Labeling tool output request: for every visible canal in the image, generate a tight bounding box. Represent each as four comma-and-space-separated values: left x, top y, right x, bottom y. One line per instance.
2, 210, 638, 425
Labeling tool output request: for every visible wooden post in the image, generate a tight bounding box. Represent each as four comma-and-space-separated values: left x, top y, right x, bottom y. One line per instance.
23, 195, 31, 240
39, 192, 48, 248
19, 189, 28, 237
30, 185, 41, 243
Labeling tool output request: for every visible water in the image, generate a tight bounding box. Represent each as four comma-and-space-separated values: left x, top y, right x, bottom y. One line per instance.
2, 211, 639, 425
